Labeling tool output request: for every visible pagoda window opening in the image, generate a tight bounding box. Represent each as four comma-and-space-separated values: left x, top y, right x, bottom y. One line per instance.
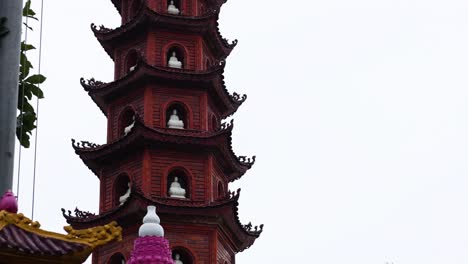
119, 108, 136, 136
167, 46, 185, 69
167, 0, 181, 15
217, 181, 224, 199
172, 247, 194, 264
125, 50, 138, 73
166, 103, 187, 129
167, 169, 190, 199
129, 0, 141, 20
108, 252, 126, 264
114, 174, 131, 206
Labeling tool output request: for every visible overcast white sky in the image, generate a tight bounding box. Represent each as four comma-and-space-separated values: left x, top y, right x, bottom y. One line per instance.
12, 0, 468, 263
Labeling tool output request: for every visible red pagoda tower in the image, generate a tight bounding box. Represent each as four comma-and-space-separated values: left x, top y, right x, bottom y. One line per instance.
62, 0, 263, 263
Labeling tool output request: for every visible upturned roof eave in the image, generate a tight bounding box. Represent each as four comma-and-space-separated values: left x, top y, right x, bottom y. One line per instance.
80, 62, 245, 119
92, 7, 235, 61
72, 120, 252, 179
62, 190, 261, 252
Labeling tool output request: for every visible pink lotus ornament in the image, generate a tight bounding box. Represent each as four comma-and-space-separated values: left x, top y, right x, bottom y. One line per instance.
0, 190, 18, 213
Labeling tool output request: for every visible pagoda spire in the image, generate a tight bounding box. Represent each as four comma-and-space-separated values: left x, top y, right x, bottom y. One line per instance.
128, 206, 173, 264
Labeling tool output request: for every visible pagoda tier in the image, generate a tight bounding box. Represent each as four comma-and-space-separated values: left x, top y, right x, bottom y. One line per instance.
62, 188, 263, 253
91, 4, 236, 61
80, 59, 246, 119
71, 117, 254, 182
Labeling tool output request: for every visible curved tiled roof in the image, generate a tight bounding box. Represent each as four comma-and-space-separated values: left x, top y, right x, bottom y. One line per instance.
0, 211, 122, 264
62, 188, 262, 252
80, 59, 246, 119
92, 5, 236, 60
72, 116, 255, 182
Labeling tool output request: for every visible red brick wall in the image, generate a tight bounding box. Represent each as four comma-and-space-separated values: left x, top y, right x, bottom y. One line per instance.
100, 153, 144, 212
147, 31, 201, 70
150, 149, 208, 200
165, 224, 215, 264
152, 86, 204, 130
107, 87, 145, 142
93, 225, 138, 263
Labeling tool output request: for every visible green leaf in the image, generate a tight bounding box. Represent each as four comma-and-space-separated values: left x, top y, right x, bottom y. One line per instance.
25, 74, 46, 84
16, 112, 37, 148
22, 1, 38, 20
25, 83, 44, 98
21, 42, 35, 52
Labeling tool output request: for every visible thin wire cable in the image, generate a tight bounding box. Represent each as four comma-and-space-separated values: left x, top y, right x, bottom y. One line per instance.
31, 0, 45, 221
16, 4, 31, 202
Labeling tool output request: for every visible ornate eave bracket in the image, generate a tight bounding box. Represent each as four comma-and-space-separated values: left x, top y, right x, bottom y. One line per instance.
242, 222, 264, 236
90, 23, 112, 34
80, 77, 106, 91
237, 155, 256, 167
231, 92, 247, 105
61, 207, 96, 220
71, 139, 102, 150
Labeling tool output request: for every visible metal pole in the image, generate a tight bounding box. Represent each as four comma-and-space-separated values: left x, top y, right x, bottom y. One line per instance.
0, 0, 23, 194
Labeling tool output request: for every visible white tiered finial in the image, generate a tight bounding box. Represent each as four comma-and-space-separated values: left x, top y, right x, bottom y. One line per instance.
167, 0, 180, 15
169, 177, 186, 198
174, 253, 183, 264
124, 115, 135, 136
168, 51, 182, 69
167, 109, 184, 129
119, 182, 131, 205
139, 206, 164, 237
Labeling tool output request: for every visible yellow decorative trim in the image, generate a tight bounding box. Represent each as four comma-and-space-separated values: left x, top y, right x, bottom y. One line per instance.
0, 211, 41, 230
0, 210, 122, 248
64, 221, 123, 247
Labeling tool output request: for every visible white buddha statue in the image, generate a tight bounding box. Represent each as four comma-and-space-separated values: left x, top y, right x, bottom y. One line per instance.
174, 253, 183, 264
129, 64, 137, 72
119, 182, 131, 205
168, 51, 182, 69
167, 109, 184, 129
169, 177, 186, 198
167, 0, 180, 15
124, 115, 135, 136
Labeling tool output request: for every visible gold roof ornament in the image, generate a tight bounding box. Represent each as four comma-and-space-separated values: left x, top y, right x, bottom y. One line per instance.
0, 210, 122, 264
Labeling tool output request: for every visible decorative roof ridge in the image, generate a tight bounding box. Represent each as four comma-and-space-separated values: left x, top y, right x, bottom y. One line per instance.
0, 210, 122, 248
61, 187, 240, 223
80, 59, 225, 92
72, 117, 253, 180
91, 5, 219, 39
71, 116, 233, 152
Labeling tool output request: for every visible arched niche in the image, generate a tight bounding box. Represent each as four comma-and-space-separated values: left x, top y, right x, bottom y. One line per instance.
165, 102, 188, 129
125, 50, 138, 74
118, 107, 136, 137
166, 45, 186, 69
114, 174, 131, 206
172, 247, 194, 264
167, 168, 190, 199
108, 252, 126, 264
129, 0, 141, 20
217, 181, 224, 200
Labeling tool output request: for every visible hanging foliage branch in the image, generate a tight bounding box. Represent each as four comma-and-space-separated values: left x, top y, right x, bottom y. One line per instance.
17, 0, 46, 148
